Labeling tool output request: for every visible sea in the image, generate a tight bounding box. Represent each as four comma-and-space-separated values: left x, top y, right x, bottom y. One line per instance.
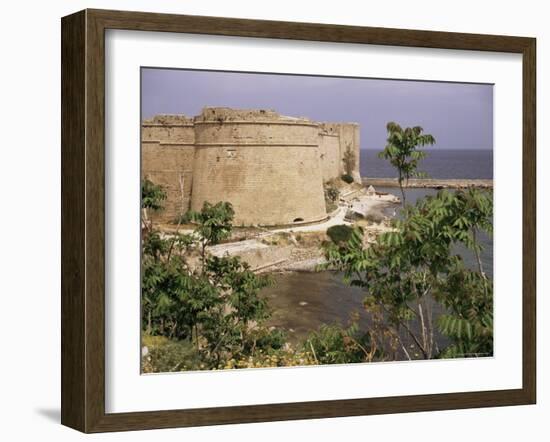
361, 149, 493, 179
262, 148, 494, 350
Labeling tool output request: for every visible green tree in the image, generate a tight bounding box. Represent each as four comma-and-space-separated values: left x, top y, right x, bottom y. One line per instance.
198, 254, 273, 366
185, 201, 234, 267
141, 181, 278, 370
324, 189, 493, 360
378, 122, 435, 206
141, 178, 166, 231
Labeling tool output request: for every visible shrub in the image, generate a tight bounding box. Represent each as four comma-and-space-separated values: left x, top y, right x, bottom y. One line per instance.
341, 174, 354, 184
327, 224, 354, 244
324, 185, 339, 202
365, 212, 385, 224
226, 345, 316, 369
142, 178, 166, 211
305, 322, 378, 365
247, 328, 287, 352
141, 336, 202, 373
324, 184, 340, 213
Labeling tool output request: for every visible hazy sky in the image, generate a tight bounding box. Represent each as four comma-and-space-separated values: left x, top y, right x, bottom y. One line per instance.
141, 68, 493, 151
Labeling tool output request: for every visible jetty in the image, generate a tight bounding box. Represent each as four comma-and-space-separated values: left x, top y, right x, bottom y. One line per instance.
362, 177, 493, 189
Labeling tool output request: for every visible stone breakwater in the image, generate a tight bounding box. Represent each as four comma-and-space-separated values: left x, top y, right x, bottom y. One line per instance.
363, 177, 493, 189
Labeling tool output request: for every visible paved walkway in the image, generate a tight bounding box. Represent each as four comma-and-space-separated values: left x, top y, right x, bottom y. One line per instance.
266, 206, 349, 234
174, 193, 397, 238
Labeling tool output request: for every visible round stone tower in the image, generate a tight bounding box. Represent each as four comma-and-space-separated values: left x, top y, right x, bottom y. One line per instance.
191, 108, 327, 226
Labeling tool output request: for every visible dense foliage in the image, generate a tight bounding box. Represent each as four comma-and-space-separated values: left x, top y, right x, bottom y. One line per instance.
305, 317, 382, 364
141, 181, 285, 371
325, 189, 493, 360
327, 224, 354, 244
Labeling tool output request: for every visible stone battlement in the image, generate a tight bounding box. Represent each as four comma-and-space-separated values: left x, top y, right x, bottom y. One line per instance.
143, 114, 194, 126
142, 107, 361, 225
195, 107, 310, 123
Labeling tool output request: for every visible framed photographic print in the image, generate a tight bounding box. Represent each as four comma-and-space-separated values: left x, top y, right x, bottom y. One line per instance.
61, 9, 536, 433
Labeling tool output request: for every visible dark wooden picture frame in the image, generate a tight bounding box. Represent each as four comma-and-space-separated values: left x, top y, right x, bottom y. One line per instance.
61, 8, 536, 433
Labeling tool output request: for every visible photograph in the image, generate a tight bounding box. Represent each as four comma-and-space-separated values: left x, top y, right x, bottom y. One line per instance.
0, 0, 543, 438
140, 68, 494, 373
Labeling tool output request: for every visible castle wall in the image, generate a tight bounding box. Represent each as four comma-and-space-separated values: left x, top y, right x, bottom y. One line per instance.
191, 110, 327, 226
142, 115, 195, 143
142, 116, 195, 222
319, 131, 341, 182
141, 108, 362, 226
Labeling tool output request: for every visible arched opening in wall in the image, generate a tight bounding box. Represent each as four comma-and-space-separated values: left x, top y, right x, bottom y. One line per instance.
293, 217, 304, 223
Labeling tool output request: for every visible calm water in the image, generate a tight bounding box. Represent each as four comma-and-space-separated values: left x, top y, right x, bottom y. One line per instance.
262, 271, 366, 344
263, 271, 450, 353
361, 149, 493, 179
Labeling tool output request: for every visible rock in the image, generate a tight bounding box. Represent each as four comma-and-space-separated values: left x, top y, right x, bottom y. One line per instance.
345, 210, 364, 222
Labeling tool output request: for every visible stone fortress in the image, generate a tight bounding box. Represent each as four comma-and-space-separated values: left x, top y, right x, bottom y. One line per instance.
142, 107, 361, 226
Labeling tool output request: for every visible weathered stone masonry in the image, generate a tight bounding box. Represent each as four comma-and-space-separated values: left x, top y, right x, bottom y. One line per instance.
142, 107, 361, 226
